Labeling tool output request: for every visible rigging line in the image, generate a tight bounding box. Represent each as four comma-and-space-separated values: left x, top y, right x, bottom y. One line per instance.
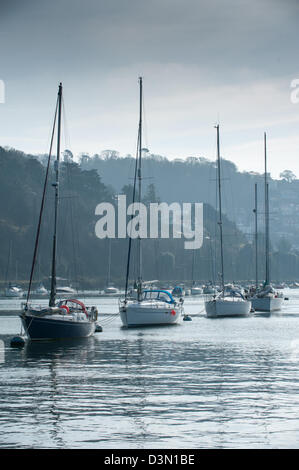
65, 167, 80, 293
216, 125, 225, 295
226, 162, 241, 281
206, 131, 218, 286
61, 95, 71, 151
100, 313, 120, 325
49, 83, 63, 308
25, 96, 59, 308
206, 140, 217, 286
124, 110, 141, 299
141, 85, 149, 155
213, 148, 219, 287
61, 97, 81, 296
41, 101, 59, 158
197, 306, 206, 315
221, 163, 235, 280
4, 241, 12, 286
137, 77, 143, 297
154, 238, 160, 281
60, 95, 83, 298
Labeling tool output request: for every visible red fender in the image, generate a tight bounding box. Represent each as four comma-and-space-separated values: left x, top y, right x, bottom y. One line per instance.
60, 305, 70, 314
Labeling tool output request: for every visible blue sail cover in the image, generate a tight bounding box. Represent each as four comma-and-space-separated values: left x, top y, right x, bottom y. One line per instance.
172, 286, 184, 296
143, 290, 175, 304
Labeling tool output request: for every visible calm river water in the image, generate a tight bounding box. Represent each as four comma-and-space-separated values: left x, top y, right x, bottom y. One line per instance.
1, 290, 299, 449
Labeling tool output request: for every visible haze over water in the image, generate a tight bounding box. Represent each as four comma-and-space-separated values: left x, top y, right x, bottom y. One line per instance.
1, 291, 299, 449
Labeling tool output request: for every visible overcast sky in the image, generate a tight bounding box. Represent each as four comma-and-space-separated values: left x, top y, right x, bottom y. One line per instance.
0, 0, 299, 177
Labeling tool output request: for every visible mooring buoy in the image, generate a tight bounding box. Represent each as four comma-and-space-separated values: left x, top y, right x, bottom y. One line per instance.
95, 324, 103, 332
10, 336, 26, 348
183, 315, 192, 321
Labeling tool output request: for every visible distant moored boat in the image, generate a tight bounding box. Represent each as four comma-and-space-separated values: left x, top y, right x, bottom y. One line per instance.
204, 125, 251, 318
249, 133, 283, 313
5, 284, 24, 298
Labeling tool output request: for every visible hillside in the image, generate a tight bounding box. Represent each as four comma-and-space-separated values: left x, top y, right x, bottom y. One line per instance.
1, 146, 299, 288
80, 151, 299, 250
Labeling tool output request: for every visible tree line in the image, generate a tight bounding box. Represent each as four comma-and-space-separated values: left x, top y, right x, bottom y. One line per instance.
1, 146, 299, 290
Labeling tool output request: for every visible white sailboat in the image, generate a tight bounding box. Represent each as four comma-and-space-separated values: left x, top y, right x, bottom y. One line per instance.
190, 249, 203, 295
191, 286, 203, 295
103, 239, 119, 295
3, 243, 24, 297
203, 283, 217, 295
205, 125, 251, 318
32, 283, 48, 296
250, 133, 283, 312
56, 285, 77, 295
120, 288, 183, 327
5, 284, 24, 298
119, 77, 183, 327
31, 261, 48, 297
289, 282, 299, 289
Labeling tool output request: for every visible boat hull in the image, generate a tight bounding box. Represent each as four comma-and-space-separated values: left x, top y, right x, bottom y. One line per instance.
21, 314, 96, 340
205, 299, 251, 318
5, 290, 23, 298
120, 303, 181, 328
203, 288, 216, 295
251, 296, 283, 312
191, 288, 203, 295
104, 288, 119, 295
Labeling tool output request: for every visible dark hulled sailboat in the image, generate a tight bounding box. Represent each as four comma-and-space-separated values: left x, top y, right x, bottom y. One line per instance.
20, 83, 97, 340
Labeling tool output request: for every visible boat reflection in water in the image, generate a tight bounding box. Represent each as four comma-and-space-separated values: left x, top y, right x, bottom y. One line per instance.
2, 302, 299, 449
21, 335, 97, 363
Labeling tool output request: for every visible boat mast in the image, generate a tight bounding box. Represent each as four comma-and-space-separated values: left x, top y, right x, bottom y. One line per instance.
253, 183, 258, 289
264, 132, 270, 286
107, 238, 111, 287
215, 124, 225, 296
5, 241, 12, 288
49, 82, 62, 307
191, 249, 195, 287
124, 80, 140, 301
137, 76, 143, 301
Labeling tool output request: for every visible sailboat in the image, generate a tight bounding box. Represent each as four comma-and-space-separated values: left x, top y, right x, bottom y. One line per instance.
190, 250, 203, 295
203, 283, 217, 295
31, 261, 48, 297
204, 125, 252, 318
103, 239, 119, 295
250, 133, 283, 312
3, 243, 24, 298
32, 283, 48, 297
20, 83, 97, 340
119, 77, 183, 327
5, 284, 24, 298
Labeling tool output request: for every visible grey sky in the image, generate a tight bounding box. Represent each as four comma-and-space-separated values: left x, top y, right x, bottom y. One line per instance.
1, 0, 299, 177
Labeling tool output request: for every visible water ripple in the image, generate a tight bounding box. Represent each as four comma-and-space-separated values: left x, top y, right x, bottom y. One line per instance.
1, 297, 299, 448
